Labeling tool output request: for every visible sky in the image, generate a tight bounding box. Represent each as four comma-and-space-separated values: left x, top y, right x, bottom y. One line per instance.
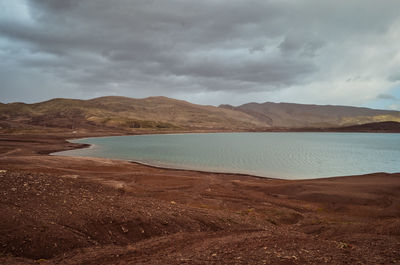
0, 0, 400, 109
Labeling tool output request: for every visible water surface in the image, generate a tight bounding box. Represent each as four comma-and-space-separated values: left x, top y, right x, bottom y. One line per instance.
55, 133, 400, 179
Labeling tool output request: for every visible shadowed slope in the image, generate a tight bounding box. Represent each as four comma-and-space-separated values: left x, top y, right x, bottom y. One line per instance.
220, 102, 400, 128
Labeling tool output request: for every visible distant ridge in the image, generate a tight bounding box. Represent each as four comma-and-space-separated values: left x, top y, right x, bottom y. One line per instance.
220, 101, 400, 128
329, 121, 400, 132
1, 96, 400, 133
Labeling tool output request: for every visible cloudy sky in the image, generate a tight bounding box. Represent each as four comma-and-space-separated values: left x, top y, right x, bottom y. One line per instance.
1, 0, 400, 109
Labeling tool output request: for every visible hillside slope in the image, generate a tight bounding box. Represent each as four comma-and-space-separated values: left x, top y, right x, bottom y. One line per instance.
220, 102, 400, 128
0, 96, 266, 132
328, 121, 400, 132
1, 96, 400, 133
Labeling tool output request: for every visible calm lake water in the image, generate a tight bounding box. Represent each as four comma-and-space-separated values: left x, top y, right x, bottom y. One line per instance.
55, 133, 400, 179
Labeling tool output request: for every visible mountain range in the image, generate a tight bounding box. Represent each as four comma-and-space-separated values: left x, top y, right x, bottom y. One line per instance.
1, 96, 400, 133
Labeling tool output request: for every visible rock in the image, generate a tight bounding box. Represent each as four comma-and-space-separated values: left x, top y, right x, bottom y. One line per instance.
121, 226, 128, 233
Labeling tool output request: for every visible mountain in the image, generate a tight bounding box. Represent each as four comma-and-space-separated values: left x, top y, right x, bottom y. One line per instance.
220, 102, 400, 128
1, 96, 400, 133
0, 96, 265, 132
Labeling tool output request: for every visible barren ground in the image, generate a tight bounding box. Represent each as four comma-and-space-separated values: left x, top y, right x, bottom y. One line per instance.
0, 133, 399, 264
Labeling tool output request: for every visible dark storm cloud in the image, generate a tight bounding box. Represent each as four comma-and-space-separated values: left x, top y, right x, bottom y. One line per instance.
1, 0, 314, 89
1, 0, 400, 106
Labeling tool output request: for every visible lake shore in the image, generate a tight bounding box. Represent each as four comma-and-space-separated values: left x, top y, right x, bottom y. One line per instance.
0, 132, 399, 264
54, 132, 400, 180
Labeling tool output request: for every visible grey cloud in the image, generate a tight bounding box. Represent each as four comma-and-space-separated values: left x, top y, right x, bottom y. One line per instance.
1, 0, 317, 91
388, 73, 400, 82
249, 45, 265, 54
1, 0, 400, 106
278, 31, 325, 58
29, 0, 80, 12
377, 94, 397, 100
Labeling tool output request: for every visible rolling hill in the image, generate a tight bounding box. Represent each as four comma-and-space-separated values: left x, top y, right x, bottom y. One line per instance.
1, 96, 400, 133
0, 96, 265, 132
220, 102, 400, 128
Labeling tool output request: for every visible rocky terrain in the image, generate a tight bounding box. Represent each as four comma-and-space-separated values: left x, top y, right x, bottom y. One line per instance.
0, 133, 399, 264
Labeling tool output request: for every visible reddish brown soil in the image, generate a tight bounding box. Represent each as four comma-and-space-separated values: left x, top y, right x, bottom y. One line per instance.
0, 133, 399, 264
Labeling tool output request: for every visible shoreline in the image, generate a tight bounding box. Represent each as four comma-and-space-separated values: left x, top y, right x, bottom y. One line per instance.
52, 137, 278, 181
52, 132, 399, 181
1, 132, 400, 264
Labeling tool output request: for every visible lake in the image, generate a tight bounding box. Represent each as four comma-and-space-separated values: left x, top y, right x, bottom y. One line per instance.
54, 132, 400, 179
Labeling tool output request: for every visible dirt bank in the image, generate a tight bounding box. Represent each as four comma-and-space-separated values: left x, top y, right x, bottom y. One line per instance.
0, 133, 399, 264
